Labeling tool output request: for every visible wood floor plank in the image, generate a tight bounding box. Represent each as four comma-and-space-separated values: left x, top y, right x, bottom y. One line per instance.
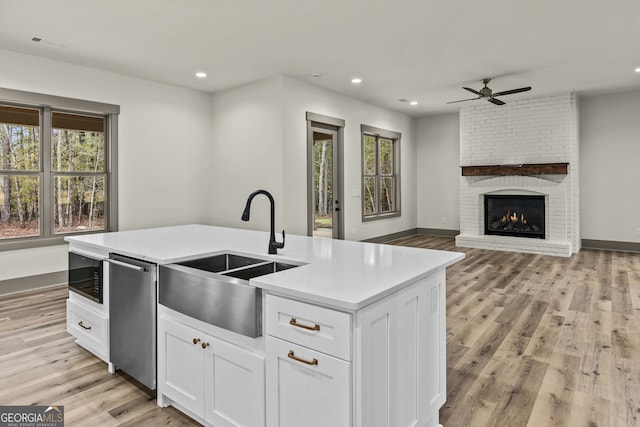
527, 353, 579, 427
575, 332, 612, 401
522, 312, 566, 362
485, 357, 549, 426
610, 357, 640, 427
568, 391, 611, 427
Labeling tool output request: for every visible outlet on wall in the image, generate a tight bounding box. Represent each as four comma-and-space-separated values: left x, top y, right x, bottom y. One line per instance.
636, 227, 640, 236
441, 217, 447, 224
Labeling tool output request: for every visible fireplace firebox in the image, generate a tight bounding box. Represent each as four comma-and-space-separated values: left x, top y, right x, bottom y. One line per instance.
484, 195, 545, 239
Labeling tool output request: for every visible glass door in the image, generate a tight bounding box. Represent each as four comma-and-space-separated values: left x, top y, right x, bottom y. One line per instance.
311, 128, 338, 238
306, 113, 344, 239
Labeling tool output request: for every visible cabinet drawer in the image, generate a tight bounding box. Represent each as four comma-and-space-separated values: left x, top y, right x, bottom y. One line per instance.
265, 336, 351, 427
266, 295, 351, 360
67, 299, 108, 359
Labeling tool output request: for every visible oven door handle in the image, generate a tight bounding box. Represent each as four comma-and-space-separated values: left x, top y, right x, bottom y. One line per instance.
104, 259, 147, 272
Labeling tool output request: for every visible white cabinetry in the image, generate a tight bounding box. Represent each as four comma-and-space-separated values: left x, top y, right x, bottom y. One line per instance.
158, 311, 265, 427
265, 295, 352, 427
356, 271, 446, 427
66, 246, 110, 366
158, 316, 205, 416
66, 297, 109, 361
265, 269, 446, 427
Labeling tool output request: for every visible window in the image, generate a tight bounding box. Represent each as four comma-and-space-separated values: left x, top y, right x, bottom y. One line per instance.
361, 125, 400, 220
0, 88, 118, 250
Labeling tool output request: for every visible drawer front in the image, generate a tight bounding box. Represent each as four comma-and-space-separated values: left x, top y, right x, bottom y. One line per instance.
67, 299, 108, 359
265, 295, 351, 360
265, 336, 351, 427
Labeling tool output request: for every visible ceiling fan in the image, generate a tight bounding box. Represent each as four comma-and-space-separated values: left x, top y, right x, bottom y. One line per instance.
447, 78, 531, 105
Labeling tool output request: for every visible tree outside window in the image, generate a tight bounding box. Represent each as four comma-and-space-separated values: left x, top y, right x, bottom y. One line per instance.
0, 89, 118, 249
361, 125, 400, 220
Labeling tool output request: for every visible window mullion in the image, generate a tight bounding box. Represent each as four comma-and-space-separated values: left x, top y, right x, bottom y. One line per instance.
375, 136, 381, 215
41, 107, 52, 238
106, 113, 117, 231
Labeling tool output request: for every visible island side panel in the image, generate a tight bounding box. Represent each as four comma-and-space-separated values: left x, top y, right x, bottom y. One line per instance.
356, 269, 446, 427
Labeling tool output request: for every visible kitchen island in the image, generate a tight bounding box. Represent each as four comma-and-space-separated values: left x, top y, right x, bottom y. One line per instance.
65, 224, 464, 427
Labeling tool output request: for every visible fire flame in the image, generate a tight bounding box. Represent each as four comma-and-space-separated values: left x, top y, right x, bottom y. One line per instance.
500, 210, 528, 225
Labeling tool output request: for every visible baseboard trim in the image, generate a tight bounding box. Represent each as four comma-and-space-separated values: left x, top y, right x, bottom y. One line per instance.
416, 228, 460, 237
360, 228, 419, 244
361, 227, 461, 244
0, 271, 67, 296
581, 239, 640, 253
363, 230, 639, 253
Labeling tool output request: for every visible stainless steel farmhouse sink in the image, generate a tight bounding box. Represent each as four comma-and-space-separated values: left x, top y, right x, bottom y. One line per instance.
222, 261, 297, 280
175, 253, 266, 273
159, 253, 301, 338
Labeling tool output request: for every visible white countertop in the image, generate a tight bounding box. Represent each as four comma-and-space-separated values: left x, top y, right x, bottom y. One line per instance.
66, 224, 464, 310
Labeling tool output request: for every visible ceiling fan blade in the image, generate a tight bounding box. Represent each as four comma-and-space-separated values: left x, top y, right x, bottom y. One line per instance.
447, 97, 480, 104
492, 87, 531, 97
488, 97, 505, 106
463, 87, 483, 96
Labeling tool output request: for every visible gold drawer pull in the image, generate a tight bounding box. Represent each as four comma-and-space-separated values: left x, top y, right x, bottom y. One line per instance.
289, 317, 320, 331
193, 338, 201, 345
78, 321, 92, 331
288, 350, 318, 366
202, 342, 210, 349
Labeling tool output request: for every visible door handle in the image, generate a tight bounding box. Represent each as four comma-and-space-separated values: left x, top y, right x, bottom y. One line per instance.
288, 350, 318, 366
290, 317, 320, 331
78, 321, 92, 330
105, 258, 147, 272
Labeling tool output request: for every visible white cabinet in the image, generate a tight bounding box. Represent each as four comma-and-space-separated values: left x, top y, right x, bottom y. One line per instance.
356, 271, 446, 427
265, 294, 353, 427
158, 316, 206, 416
265, 336, 351, 427
265, 295, 352, 360
265, 270, 446, 427
67, 298, 109, 361
204, 337, 265, 427
158, 313, 265, 427
66, 245, 111, 368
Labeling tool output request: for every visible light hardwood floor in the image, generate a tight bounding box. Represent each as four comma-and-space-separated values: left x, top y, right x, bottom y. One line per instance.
0, 236, 638, 426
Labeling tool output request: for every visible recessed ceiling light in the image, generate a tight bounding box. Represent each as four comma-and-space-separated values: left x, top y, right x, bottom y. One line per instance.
195, 72, 207, 78
410, 101, 418, 106
351, 78, 362, 84
635, 67, 640, 73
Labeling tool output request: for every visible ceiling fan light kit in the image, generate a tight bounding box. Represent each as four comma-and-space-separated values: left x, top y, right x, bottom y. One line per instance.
448, 78, 531, 106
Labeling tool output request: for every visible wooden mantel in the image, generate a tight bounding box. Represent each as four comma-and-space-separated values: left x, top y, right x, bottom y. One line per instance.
461, 162, 569, 176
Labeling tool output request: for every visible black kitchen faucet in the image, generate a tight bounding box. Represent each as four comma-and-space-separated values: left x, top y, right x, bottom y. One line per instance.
241, 189, 285, 254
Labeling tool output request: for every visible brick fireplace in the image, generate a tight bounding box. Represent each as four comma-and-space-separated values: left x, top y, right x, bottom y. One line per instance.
455, 94, 580, 256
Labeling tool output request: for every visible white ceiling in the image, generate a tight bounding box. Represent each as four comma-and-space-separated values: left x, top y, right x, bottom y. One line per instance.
1, 0, 640, 116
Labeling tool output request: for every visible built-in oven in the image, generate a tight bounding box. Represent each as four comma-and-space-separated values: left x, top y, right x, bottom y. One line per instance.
68, 252, 103, 303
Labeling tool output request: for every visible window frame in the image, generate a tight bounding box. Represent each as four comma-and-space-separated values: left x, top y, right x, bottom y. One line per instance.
0, 87, 119, 251
360, 124, 401, 221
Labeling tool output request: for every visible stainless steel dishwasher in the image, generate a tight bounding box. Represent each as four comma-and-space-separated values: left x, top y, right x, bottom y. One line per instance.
106, 253, 157, 389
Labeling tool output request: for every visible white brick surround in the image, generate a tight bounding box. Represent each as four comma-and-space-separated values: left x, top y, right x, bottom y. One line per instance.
455, 94, 580, 256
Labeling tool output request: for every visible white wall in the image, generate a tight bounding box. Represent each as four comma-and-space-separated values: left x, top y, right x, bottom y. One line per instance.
282, 77, 417, 241
209, 77, 285, 233
580, 90, 640, 243
416, 113, 460, 231
0, 48, 212, 283
209, 76, 416, 241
